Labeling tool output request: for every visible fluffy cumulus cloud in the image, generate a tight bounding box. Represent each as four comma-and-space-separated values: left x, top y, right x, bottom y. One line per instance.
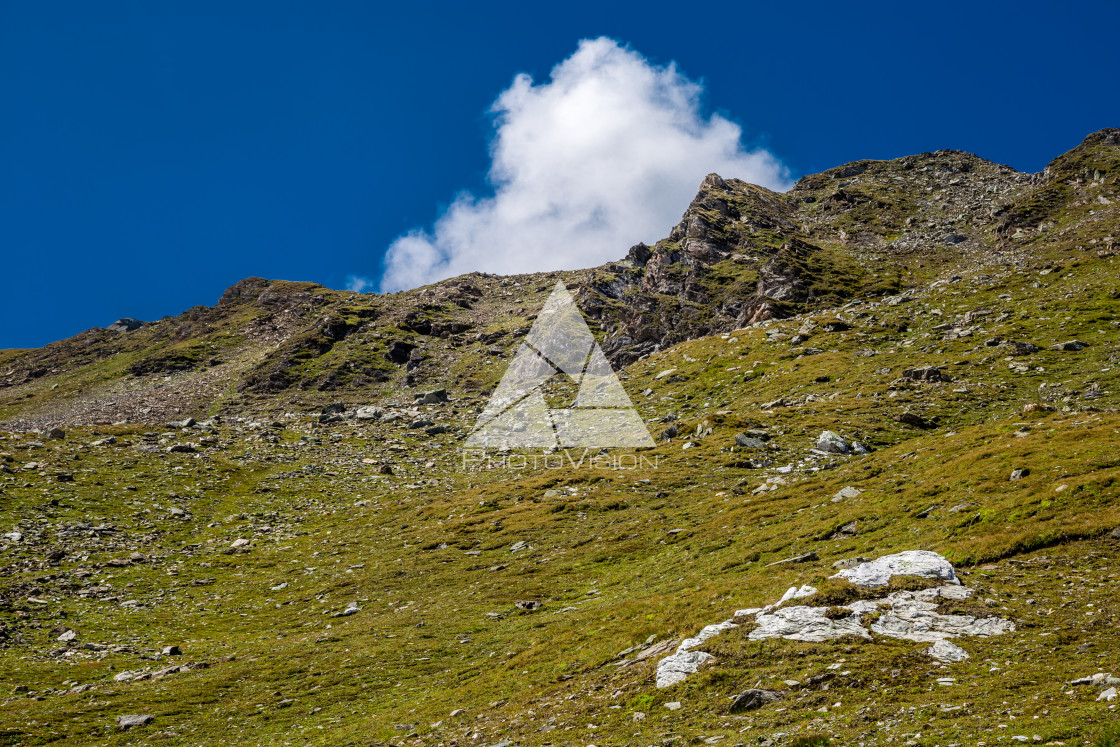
379, 37, 791, 292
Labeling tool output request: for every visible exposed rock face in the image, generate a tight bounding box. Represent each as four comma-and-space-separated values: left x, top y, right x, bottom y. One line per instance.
655, 649, 713, 689
869, 586, 1014, 642
831, 550, 959, 587
749, 605, 870, 643
106, 318, 145, 333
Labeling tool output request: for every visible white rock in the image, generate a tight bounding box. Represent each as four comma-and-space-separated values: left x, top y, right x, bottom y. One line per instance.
815, 431, 850, 454
928, 639, 970, 662
831, 550, 959, 587
832, 486, 862, 502
678, 621, 737, 653
658, 550, 1011, 689
656, 651, 712, 688
749, 606, 871, 643
870, 591, 1014, 643
2, 531, 21, 543
1099, 687, 1117, 702
778, 585, 818, 604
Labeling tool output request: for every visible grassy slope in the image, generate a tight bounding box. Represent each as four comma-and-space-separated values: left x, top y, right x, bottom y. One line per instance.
1, 131, 1118, 746
2, 233, 1120, 746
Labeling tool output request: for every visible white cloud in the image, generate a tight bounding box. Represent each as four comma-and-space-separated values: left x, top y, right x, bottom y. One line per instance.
379, 37, 791, 292
345, 274, 374, 292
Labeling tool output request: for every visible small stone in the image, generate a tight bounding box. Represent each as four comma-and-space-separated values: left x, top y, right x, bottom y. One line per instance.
56, 628, 77, 643
729, 689, 782, 712
116, 714, 154, 730
765, 552, 818, 567
166, 444, 196, 454
1051, 340, 1090, 352
664, 701, 681, 711
417, 389, 449, 404
895, 412, 935, 429
927, 640, 969, 663
902, 366, 946, 382
162, 645, 181, 656
832, 486, 862, 502
815, 431, 850, 454
355, 406, 383, 421
1010, 468, 1030, 481
1098, 687, 1117, 702
43, 427, 65, 440
230, 538, 250, 548
734, 434, 767, 449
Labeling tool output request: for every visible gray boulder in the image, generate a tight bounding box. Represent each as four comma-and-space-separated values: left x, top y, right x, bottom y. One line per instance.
116, 714, 154, 729
815, 430, 850, 454
735, 433, 767, 449
902, 366, 947, 382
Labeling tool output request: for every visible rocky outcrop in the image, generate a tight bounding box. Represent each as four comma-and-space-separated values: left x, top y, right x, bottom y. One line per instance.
656, 550, 1014, 688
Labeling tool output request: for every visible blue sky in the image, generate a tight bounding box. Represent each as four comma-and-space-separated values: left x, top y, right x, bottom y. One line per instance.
2, 1, 1118, 349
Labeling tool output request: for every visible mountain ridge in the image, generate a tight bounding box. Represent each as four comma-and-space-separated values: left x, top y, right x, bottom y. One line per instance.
2, 129, 1116, 430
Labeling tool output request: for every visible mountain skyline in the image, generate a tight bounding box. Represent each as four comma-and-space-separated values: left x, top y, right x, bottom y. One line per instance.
3, 1, 1120, 348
